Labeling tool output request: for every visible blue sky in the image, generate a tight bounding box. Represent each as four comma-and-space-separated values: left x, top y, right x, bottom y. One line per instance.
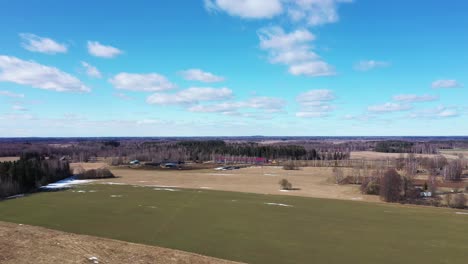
0, 0, 467, 136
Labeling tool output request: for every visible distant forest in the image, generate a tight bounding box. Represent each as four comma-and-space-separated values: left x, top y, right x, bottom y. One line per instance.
0, 138, 467, 164
0, 153, 69, 198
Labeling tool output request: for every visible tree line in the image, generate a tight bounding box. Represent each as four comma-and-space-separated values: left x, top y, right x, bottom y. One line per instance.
0, 153, 70, 198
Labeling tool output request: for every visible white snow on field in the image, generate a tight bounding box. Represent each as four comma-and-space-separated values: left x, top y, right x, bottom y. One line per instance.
88, 256, 99, 264
110, 195, 123, 198
199, 186, 212, 189
6, 194, 25, 199
103, 182, 126, 185
455, 212, 468, 215
40, 177, 93, 190
279, 189, 291, 192
265, 202, 293, 207
351, 197, 363, 200
153, 188, 179, 192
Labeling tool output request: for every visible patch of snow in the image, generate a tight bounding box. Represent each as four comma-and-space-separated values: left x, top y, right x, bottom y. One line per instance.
41, 177, 94, 190
88, 256, 99, 264
110, 195, 123, 198
351, 197, 363, 200
265, 202, 293, 207
77, 190, 87, 193
199, 186, 212, 189
153, 188, 178, 192
6, 194, 25, 199
279, 189, 291, 192
455, 212, 468, 215
103, 182, 126, 185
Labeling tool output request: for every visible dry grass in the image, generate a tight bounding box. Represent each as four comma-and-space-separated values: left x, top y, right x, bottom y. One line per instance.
86, 165, 380, 202
0, 221, 242, 264
350, 151, 459, 160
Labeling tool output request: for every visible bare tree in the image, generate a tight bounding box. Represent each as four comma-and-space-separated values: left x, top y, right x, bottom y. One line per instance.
332, 167, 345, 184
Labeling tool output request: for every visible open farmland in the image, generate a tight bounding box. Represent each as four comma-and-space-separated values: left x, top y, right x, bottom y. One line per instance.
0, 221, 241, 264
84, 165, 379, 202
1, 184, 467, 264
350, 151, 459, 160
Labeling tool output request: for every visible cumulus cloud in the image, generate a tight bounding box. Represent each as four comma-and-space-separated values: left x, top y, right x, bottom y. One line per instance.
392, 94, 439, 103
408, 106, 459, 119
296, 89, 336, 118
0, 55, 90, 92
354, 60, 390, 71
87, 41, 123, 58
146, 87, 233, 105
368, 102, 412, 113
204, 0, 283, 19
12, 104, 28, 111
189, 96, 286, 115
19, 33, 67, 54
81, 61, 102, 78
0, 90, 24, 98
180, 69, 225, 83
205, 0, 351, 26
431, 79, 463, 89
109, 72, 176, 92
286, 0, 353, 26
258, 27, 335, 77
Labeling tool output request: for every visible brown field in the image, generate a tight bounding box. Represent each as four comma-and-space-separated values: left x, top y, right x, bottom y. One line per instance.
76, 164, 380, 203
350, 151, 458, 160
0, 157, 20, 162
0, 221, 241, 264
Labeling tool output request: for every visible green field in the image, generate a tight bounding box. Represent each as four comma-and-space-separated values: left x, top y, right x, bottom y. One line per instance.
1, 184, 467, 264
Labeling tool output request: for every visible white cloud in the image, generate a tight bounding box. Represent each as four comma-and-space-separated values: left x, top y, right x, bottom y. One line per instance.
408, 106, 459, 119
189, 96, 286, 115
288, 61, 335, 76
81, 61, 102, 78
392, 94, 439, 103
12, 104, 28, 111
180, 69, 225, 83
431, 79, 463, 89
296, 89, 336, 118
19, 33, 67, 54
354, 60, 390, 71
297, 89, 335, 102
0, 90, 24, 98
0, 55, 90, 92
204, 0, 283, 19
109, 72, 176, 92
296, 111, 329, 118
368, 102, 412, 113
258, 27, 335, 77
286, 0, 353, 26
87, 41, 123, 58
147, 87, 233, 105
204, 0, 351, 26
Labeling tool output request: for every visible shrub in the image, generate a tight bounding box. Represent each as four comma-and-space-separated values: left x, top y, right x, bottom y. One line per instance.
283, 161, 299, 170
379, 169, 402, 202
76, 168, 115, 179
451, 193, 466, 209
279, 179, 292, 190
360, 177, 380, 195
